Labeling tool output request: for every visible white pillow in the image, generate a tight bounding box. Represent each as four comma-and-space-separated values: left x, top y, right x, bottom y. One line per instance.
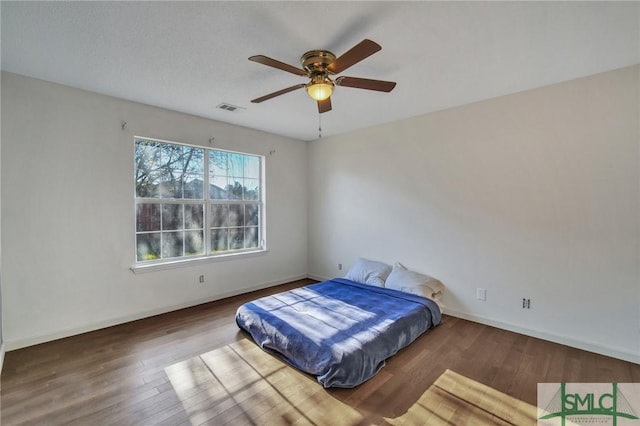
344, 258, 392, 287
385, 263, 444, 300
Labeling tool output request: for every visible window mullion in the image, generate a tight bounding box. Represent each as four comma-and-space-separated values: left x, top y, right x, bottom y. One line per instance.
181, 204, 186, 258
160, 202, 164, 259
203, 149, 211, 255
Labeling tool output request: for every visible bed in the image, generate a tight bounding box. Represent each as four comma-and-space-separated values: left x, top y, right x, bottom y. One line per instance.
236, 274, 442, 388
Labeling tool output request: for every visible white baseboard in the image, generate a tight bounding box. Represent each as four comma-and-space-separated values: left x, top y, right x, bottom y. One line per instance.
307, 273, 331, 282
444, 307, 639, 364
5, 274, 308, 351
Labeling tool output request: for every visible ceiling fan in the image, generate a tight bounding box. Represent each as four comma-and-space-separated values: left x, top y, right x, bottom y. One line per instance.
249, 39, 396, 114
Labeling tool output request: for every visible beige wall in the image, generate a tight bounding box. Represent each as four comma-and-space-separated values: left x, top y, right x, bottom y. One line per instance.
0, 71, 3, 372
308, 65, 640, 362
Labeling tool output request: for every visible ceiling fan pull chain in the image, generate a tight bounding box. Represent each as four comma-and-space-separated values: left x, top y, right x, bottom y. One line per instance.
318, 114, 322, 139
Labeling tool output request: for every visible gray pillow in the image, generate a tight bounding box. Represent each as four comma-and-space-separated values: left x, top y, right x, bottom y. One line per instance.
385, 264, 444, 299
344, 258, 392, 287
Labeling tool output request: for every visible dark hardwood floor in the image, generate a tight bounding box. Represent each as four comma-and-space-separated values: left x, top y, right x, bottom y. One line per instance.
2, 278, 639, 425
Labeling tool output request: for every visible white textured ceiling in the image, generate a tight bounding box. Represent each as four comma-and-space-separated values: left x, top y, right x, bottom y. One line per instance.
2, 1, 639, 141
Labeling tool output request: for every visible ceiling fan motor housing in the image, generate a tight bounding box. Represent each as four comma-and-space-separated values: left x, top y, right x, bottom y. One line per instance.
301, 50, 336, 76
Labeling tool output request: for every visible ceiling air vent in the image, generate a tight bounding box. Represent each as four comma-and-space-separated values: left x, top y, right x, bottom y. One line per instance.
217, 103, 245, 112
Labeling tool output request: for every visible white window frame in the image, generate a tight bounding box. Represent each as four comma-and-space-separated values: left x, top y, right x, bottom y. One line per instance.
131, 136, 266, 273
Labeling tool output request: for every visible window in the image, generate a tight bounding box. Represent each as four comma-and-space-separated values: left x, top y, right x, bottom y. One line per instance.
134, 137, 263, 265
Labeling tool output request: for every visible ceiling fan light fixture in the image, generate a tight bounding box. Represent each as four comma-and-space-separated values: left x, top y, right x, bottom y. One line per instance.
306, 79, 333, 101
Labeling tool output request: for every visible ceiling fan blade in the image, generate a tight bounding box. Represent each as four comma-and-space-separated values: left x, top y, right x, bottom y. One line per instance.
327, 39, 381, 74
251, 84, 306, 103
335, 76, 396, 92
318, 97, 332, 114
249, 55, 307, 76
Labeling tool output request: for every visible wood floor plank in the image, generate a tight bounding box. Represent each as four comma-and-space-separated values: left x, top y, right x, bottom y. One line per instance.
2, 278, 639, 425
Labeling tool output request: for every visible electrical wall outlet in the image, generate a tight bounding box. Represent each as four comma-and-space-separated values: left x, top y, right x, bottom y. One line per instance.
476, 288, 486, 301
199, 275, 205, 283
338, 263, 343, 271
522, 298, 531, 309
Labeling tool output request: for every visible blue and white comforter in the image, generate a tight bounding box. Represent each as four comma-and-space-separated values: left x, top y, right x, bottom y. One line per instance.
235, 278, 441, 388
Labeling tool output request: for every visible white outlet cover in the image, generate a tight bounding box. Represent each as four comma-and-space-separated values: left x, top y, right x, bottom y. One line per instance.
477, 288, 486, 301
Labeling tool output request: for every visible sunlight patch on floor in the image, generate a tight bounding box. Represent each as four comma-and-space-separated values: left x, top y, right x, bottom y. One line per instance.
385, 369, 538, 425
165, 338, 365, 425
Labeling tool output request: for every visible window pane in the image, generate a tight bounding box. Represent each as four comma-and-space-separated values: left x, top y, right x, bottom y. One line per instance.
185, 230, 204, 256
136, 174, 158, 197
210, 204, 229, 228
243, 179, 259, 200
228, 204, 244, 227
162, 231, 183, 258
135, 139, 160, 163
210, 151, 228, 177
210, 176, 229, 199
228, 154, 244, 178
136, 204, 161, 232
185, 204, 203, 229
137, 233, 160, 261
229, 228, 244, 250
144, 145, 204, 200
161, 144, 186, 171
211, 228, 228, 252
158, 170, 183, 199
183, 146, 204, 174
137, 171, 162, 198
227, 180, 243, 200
183, 175, 203, 199
244, 156, 260, 179
245, 204, 259, 226
135, 141, 162, 198
135, 139, 157, 156
162, 204, 183, 230
245, 226, 259, 249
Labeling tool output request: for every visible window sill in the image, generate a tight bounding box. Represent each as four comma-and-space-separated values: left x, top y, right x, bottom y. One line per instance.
130, 249, 268, 274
